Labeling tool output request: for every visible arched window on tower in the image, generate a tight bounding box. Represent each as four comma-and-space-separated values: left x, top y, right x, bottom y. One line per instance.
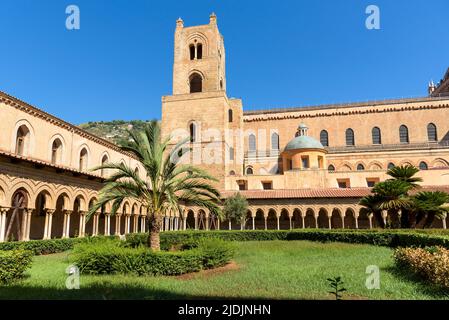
189, 123, 197, 143
189, 73, 202, 93
357, 164, 365, 171
271, 133, 279, 151
228, 109, 233, 122
388, 162, 395, 170
15, 125, 31, 156
79, 148, 88, 171
248, 134, 256, 153
372, 127, 381, 145
399, 125, 409, 144
51, 139, 63, 165
427, 123, 437, 142
345, 128, 355, 146
328, 165, 336, 172
197, 43, 203, 59
246, 167, 253, 175
189, 44, 195, 60
320, 130, 329, 147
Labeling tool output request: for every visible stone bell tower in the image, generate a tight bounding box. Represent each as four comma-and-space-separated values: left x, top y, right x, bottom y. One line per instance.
161, 14, 243, 190
172, 13, 226, 95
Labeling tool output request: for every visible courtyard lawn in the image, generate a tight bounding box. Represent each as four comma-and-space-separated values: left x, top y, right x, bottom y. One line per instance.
1, 241, 448, 300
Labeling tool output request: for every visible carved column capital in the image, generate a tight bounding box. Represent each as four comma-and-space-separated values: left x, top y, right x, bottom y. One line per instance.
0, 207, 10, 214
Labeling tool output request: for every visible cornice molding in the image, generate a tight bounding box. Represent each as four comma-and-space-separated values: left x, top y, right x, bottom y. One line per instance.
243, 101, 449, 123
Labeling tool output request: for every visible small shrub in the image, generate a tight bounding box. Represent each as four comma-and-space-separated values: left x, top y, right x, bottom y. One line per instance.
71, 238, 234, 276
0, 250, 33, 285
394, 246, 449, 289
327, 276, 347, 300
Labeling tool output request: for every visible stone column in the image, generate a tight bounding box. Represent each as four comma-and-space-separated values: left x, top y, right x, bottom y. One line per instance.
92, 214, 99, 236
44, 209, 55, 240
63, 210, 72, 238
134, 216, 139, 233
140, 216, 146, 233
252, 217, 255, 230
264, 216, 267, 230
205, 215, 209, 230
443, 216, 447, 230
0, 208, 8, 242
301, 215, 305, 229
314, 215, 318, 228
80, 212, 87, 238
355, 216, 359, 229
115, 215, 121, 236
342, 215, 345, 229
125, 215, 131, 234
276, 216, 280, 230
289, 216, 292, 230
194, 214, 198, 230
23, 209, 33, 241
369, 215, 373, 229
217, 219, 220, 230
328, 216, 332, 230
105, 214, 111, 236
183, 217, 187, 230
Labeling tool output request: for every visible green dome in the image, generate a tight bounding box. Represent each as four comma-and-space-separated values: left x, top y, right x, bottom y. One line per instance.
284, 135, 324, 151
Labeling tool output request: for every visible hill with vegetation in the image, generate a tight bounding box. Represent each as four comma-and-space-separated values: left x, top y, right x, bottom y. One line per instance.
78, 120, 151, 145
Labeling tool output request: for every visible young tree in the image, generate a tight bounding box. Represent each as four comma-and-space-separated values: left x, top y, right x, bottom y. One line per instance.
223, 193, 249, 230
87, 120, 221, 251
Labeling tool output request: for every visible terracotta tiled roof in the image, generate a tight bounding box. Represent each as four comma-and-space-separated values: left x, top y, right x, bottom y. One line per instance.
221, 185, 449, 199
0, 149, 103, 180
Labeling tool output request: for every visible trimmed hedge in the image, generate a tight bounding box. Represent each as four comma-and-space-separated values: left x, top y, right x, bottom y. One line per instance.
0, 235, 117, 256
0, 250, 33, 284
2, 229, 449, 256
125, 229, 449, 249
71, 238, 234, 276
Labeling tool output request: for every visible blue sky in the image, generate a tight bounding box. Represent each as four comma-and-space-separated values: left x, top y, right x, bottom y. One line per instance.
0, 0, 448, 124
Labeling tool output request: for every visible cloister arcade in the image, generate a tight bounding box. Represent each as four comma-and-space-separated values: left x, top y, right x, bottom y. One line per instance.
1, 159, 447, 242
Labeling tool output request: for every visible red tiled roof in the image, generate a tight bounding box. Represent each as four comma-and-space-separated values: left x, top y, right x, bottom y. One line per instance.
0, 149, 103, 180
221, 185, 449, 199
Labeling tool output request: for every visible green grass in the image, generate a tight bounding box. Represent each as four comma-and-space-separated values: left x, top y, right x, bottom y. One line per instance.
1, 241, 448, 300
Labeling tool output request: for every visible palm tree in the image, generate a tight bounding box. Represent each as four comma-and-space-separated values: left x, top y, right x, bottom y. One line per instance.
386, 165, 422, 228
359, 194, 384, 228
386, 165, 423, 187
371, 180, 413, 228
413, 191, 449, 228
87, 120, 222, 251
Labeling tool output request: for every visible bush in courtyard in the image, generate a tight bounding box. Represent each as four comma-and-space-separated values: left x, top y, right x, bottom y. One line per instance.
0, 250, 33, 285
71, 238, 234, 276
394, 246, 449, 289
